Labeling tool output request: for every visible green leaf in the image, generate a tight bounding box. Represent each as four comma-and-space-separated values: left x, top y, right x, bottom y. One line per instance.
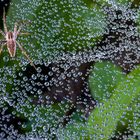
132, 99, 140, 138
83, 0, 110, 8
114, 97, 139, 137
88, 65, 140, 140
89, 61, 125, 102
7, 0, 107, 53
0, 0, 108, 96
14, 99, 73, 133
115, 0, 131, 5
57, 106, 88, 139
57, 122, 88, 140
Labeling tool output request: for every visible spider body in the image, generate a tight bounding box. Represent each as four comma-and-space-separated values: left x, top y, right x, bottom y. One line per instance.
6, 32, 16, 57
0, 8, 36, 69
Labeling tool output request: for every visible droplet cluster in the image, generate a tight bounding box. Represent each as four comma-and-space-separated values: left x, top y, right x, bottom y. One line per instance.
0, 0, 140, 139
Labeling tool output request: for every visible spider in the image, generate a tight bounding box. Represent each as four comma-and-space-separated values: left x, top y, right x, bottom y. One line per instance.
0, 8, 36, 69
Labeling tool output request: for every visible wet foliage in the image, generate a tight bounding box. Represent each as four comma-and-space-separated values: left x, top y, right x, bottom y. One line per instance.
0, 0, 140, 139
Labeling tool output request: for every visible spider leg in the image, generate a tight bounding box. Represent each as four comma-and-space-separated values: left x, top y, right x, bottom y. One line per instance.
0, 42, 6, 55
14, 22, 18, 35
14, 22, 24, 37
0, 40, 6, 44
16, 25, 23, 35
16, 41, 36, 70
0, 29, 5, 37
19, 32, 30, 35
3, 7, 8, 33
16, 20, 31, 35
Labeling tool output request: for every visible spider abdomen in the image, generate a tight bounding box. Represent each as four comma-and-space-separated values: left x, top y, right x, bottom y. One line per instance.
7, 38, 16, 57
